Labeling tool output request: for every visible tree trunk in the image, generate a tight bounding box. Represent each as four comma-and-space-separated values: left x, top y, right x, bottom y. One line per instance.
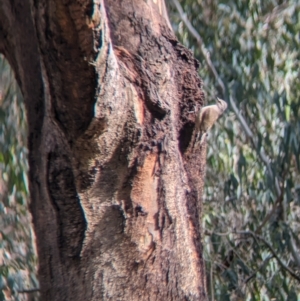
0, 0, 207, 300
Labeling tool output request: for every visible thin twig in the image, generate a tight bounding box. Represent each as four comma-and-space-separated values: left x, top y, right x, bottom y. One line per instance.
255, 190, 283, 234
235, 230, 300, 282
204, 229, 231, 236
172, 0, 281, 196
172, 0, 300, 267
18, 288, 40, 294
244, 255, 274, 284
171, 0, 225, 96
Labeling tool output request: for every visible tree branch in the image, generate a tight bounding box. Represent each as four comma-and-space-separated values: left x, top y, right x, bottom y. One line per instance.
171, 0, 225, 96
235, 230, 300, 283
172, 0, 300, 272
18, 288, 40, 294
255, 189, 283, 234
244, 255, 273, 284
172, 0, 281, 196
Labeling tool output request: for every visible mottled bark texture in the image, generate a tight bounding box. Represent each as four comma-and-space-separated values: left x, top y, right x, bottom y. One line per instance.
0, 0, 208, 300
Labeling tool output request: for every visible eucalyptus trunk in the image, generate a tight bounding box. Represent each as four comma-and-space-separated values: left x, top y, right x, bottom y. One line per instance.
0, 0, 208, 300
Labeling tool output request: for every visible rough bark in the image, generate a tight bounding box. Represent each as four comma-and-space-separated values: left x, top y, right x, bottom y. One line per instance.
0, 0, 207, 300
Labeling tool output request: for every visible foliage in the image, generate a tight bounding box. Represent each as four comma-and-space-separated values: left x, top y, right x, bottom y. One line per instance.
169, 0, 300, 300
0, 55, 38, 301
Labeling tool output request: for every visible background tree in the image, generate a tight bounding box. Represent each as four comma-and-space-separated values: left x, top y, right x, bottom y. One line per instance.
0, 0, 209, 300
0, 55, 38, 301
169, 0, 300, 300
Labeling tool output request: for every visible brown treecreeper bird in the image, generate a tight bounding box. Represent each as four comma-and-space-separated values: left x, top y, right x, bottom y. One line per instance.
194, 97, 227, 144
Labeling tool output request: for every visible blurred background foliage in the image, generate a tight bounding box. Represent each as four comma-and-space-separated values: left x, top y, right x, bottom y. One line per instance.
0, 55, 38, 301
169, 0, 300, 300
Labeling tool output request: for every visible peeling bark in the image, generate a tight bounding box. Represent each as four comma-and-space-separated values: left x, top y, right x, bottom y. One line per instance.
0, 0, 208, 300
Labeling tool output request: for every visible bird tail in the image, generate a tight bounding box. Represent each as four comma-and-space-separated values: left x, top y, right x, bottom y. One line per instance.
192, 131, 206, 150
